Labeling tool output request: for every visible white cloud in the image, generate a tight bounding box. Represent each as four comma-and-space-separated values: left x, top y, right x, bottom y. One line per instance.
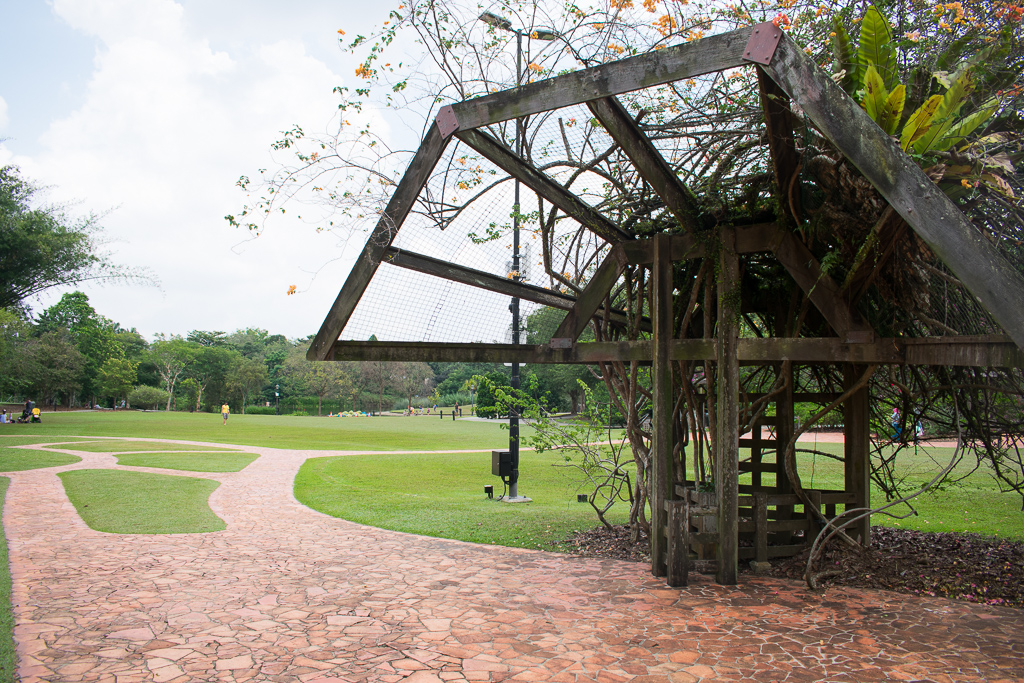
19, 0, 391, 339
0, 96, 8, 131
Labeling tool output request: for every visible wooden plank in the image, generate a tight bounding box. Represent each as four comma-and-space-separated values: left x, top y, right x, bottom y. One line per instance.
552, 244, 628, 342
327, 340, 652, 364
730, 338, 901, 364
667, 501, 686, 587
903, 337, 1024, 368
448, 28, 751, 129
757, 67, 801, 225
754, 492, 769, 563
651, 234, 675, 577
844, 364, 871, 544
385, 247, 577, 309
716, 228, 740, 585
456, 128, 632, 244
328, 336, 1021, 367
307, 123, 450, 360
588, 96, 704, 233
769, 226, 875, 343
765, 35, 1024, 350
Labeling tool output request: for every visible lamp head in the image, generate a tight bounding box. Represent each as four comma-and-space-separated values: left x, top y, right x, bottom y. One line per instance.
479, 11, 513, 31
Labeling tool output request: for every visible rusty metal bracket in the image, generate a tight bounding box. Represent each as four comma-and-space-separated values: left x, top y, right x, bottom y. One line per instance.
434, 105, 460, 137
743, 23, 783, 65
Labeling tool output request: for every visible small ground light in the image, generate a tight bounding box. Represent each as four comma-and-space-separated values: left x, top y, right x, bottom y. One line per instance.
485, 485, 494, 499
577, 494, 588, 503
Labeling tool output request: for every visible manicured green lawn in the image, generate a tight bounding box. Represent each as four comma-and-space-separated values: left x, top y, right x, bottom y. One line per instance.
0, 478, 15, 683
114, 452, 258, 473
21, 411, 519, 451
0, 447, 80, 472
771, 442, 1024, 540
295, 449, 631, 551
62, 440, 239, 453
59, 470, 225, 534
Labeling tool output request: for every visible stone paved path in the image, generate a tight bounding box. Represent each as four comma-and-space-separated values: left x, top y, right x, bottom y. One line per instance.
3, 437, 1023, 682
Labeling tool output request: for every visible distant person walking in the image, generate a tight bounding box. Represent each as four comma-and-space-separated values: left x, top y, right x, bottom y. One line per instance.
222, 403, 230, 425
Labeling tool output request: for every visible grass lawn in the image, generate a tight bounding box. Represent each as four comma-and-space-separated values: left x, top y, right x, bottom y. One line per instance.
59, 470, 225, 534
20, 410, 519, 451
0, 478, 14, 683
0, 445, 80, 472
778, 442, 1024, 540
62, 441, 240, 453
295, 449, 630, 551
114, 452, 258, 473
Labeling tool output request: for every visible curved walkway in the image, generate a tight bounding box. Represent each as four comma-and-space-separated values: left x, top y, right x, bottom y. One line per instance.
1, 438, 1022, 682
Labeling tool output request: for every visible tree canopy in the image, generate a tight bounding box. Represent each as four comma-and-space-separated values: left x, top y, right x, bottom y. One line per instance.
0, 165, 150, 311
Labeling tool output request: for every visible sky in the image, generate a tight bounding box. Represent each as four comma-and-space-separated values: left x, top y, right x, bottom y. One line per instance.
1, 0, 407, 341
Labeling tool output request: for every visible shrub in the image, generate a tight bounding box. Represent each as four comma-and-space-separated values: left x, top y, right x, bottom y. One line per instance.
128, 385, 169, 410
244, 406, 277, 415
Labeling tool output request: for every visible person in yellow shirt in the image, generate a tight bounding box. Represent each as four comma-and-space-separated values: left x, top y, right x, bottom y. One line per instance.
221, 403, 230, 425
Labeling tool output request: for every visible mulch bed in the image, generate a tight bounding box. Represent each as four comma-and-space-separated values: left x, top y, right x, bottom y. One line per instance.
559, 524, 1024, 608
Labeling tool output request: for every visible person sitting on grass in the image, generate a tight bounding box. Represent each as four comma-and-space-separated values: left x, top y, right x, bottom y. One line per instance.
31, 406, 41, 423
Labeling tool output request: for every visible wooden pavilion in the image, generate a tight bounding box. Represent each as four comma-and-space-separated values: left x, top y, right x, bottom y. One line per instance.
306, 24, 1024, 585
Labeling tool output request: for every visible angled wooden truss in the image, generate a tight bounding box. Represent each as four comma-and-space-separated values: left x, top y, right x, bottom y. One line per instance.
308, 23, 1024, 585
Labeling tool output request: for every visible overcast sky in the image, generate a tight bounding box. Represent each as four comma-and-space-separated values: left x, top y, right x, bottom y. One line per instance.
1, 0, 408, 341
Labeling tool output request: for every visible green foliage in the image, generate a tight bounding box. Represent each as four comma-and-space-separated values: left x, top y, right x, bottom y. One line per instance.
841, 4, 1007, 185
98, 356, 138, 404
58, 469, 225, 534
128, 384, 170, 410
0, 166, 147, 310
473, 371, 512, 418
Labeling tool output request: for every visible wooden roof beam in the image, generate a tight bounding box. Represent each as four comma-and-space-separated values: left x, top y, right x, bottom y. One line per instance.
443, 28, 751, 130
382, 246, 634, 329
307, 123, 451, 360
587, 96, 704, 233
455, 128, 632, 245
326, 335, 1022, 367
763, 32, 1024, 349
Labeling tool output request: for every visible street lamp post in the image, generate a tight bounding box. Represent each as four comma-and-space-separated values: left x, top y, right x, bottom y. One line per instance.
479, 11, 558, 501
275, 384, 280, 416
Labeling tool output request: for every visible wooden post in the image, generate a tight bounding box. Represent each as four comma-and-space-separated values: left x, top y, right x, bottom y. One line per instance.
667, 501, 686, 586
716, 228, 740, 585
754, 492, 769, 563
844, 363, 871, 544
650, 234, 675, 577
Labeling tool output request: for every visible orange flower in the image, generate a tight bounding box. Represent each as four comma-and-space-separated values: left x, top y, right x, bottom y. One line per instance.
287, 285, 297, 296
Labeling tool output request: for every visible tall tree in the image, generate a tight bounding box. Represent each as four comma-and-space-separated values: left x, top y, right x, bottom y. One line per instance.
150, 336, 198, 411
0, 166, 149, 310
24, 329, 85, 409
226, 356, 269, 414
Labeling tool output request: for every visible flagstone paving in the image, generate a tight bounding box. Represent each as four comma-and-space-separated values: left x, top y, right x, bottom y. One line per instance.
2, 438, 1023, 682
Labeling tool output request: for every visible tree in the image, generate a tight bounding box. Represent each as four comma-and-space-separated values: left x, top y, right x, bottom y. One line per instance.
98, 356, 137, 406
128, 385, 169, 410
177, 378, 201, 413
186, 345, 238, 412
0, 165, 149, 311
150, 337, 198, 411
283, 346, 351, 416
24, 329, 85, 409
36, 291, 124, 403
226, 357, 268, 414
393, 362, 434, 410
361, 359, 396, 416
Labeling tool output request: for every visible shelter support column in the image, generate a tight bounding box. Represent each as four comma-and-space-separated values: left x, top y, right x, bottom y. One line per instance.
843, 363, 871, 544
651, 234, 675, 577
716, 229, 740, 585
